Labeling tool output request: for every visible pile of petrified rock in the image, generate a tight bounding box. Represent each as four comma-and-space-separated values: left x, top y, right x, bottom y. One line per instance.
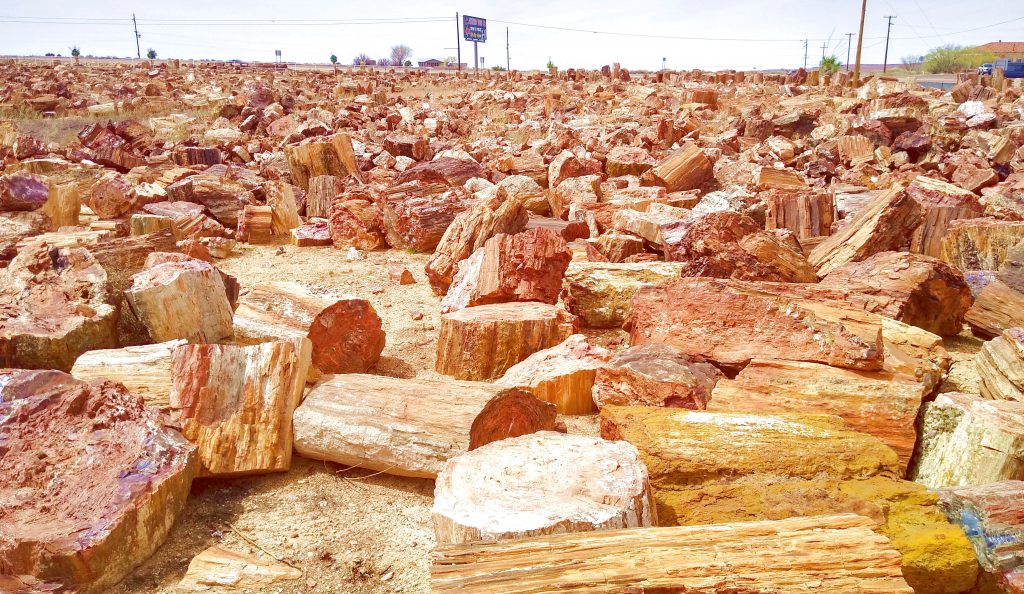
2, 57, 1024, 592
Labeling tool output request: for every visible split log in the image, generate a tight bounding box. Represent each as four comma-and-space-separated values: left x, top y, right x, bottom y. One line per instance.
431, 514, 913, 594
292, 374, 557, 478
808, 184, 922, 276
763, 189, 835, 240
88, 173, 138, 219
0, 370, 196, 593
643, 143, 712, 192
284, 132, 364, 189
628, 278, 883, 372
593, 343, 723, 410
978, 328, 1024, 402
305, 174, 342, 218
232, 281, 385, 374
42, 181, 81, 228
912, 392, 1024, 490
0, 245, 117, 371
561, 261, 683, 328
329, 192, 387, 250
495, 334, 610, 415
124, 259, 234, 343
441, 228, 572, 313
71, 340, 185, 408
237, 204, 273, 244
436, 302, 579, 381
941, 218, 1024, 272
709, 359, 928, 471
907, 176, 984, 258
170, 339, 311, 477
139, 201, 227, 240
176, 546, 302, 591
599, 405, 979, 594
755, 167, 809, 190
432, 432, 654, 545
0, 171, 49, 211
264, 180, 302, 235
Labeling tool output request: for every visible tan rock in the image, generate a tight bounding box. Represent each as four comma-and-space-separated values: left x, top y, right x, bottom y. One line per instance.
560, 261, 683, 328
593, 343, 722, 410
495, 334, 610, 415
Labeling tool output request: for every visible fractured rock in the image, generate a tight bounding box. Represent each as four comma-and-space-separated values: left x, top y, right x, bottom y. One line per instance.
592, 343, 722, 410
495, 334, 610, 415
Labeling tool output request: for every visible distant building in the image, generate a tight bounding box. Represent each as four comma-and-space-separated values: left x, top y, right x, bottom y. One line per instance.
977, 41, 1024, 60
418, 58, 444, 68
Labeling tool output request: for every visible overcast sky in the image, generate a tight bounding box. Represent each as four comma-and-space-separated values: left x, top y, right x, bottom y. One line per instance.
1, 0, 1021, 71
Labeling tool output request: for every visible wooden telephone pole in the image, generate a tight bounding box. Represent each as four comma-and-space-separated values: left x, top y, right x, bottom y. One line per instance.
853, 0, 868, 84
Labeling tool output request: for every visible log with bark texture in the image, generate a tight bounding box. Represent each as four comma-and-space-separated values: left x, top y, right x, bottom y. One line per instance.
170, 339, 311, 477
756, 167, 809, 190
561, 261, 684, 328
907, 176, 984, 258
425, 188, 530, 295
628, 277, 883, 373
237, 204, 273, 244
592, 343, 723, 410
764, 189, 835, 240
124, 259, 234, 343
0, 245, 117, 371
0, 370, 197, 594
233, 281, 385, 374
264, 180, 302, 235
941, 218, 1024, 272
709, 359, 927, 472
431, 514, 913, 594
306, 174, 342, 219
599, 405, 979, 594
284, 132, 364, 190
808, 184, 922, 276
432, 432, 654, 545
42, 182, 81, 228
495, 334, 610, 415
176, 546, 302, 591
436, 302, 579, 381
71, 339, 185, 408
977, 328, 1024, 402
643, 143, 712, 192
292, 374, 557, 478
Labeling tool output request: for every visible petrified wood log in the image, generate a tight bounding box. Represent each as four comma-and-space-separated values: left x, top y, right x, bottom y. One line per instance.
329, 191, 387, 250
0, 369, 197, 593
941, 218, 1024, 272
170, 339, 312, 477
382, 184, 472, 252
977, 328, 1024, 402
124, 259, 234, 343
644, 143, 712, 192
436, 302, 579, 381
431, 515, 913, 594
284, 132, 364, 189
292, 374, 557, 478
593, 343, 723, 410
176, 546, 302, 591
70, 339, 185, 408
441, 228, 571, 314
560, 261, 684, 328
0, 171, 49, 212
237, 204, 273, 244
395, 157, 487, 187
233, 281, 385, 374
938, 481, 1024, 591
907, 176, 984, 258
306, 174, 342, 219
165, 172, 256, 229
0, 245, 116, 371
290, 219, 332, 246
764, 188, 836, 240
966, 279, 1024, 339
432, 432, 654, 545
495, 334, 610, 415
264, 180, 302, 235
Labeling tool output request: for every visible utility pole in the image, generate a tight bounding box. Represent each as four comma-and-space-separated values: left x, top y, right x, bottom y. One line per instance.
132, 13, 141, 59
506, 27, 510, 71
882, 15, 896, 72
455, 13, 461, 73
803, 39, 808, 70
853, 0, 868, 84
845, 33, 854, 71
821, 42, 828, 61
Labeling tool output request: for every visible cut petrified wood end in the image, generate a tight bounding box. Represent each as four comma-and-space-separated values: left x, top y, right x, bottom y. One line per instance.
432, 431, 655, 546
125, 259, 233, 343
0, 369, 197, 593
436, 302, 578, 381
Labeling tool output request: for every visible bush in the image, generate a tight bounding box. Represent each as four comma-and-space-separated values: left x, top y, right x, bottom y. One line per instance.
492, 65, 507, 71
820, 55, 842, 75
146, 48, 157, 60
923, 44, 996, 74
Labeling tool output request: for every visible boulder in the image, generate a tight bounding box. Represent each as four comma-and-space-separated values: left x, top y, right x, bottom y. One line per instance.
495, 334, 610, 415
329, 192, 387, 250
977, 328, 1024, 402
124, 259, 234, 344
0, 171, 48, 212
560, 261, 683, 328
592, 343, 722, 410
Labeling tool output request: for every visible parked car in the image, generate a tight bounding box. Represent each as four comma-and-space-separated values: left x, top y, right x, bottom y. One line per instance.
979, 63, 994, 75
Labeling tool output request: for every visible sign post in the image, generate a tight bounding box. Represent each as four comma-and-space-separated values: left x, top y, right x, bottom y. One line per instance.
463, 15, 486, 76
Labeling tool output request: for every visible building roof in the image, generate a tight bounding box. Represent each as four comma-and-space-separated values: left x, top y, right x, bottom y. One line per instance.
977, 42, 1024, 54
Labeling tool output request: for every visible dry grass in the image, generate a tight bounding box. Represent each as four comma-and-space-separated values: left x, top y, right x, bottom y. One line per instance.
5, 105, 217, 146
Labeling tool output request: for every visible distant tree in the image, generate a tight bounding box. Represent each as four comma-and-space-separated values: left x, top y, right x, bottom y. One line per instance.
404, 59, 412, 67
546, 57, 556, 70
390, 44, 412, 66
444, 55, 457, 66
330, 53, 338, 75
146, 48, 157, 60
923, 44, 996, 74
819, 55, 841, 75
352, 53, 371, 66
377, 57, 390, 67
492, 65, 507, 71
70, 46, 81, 65
901, 54, 923, 65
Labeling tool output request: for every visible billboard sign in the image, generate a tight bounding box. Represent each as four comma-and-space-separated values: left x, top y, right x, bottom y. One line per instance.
463, 15, 487, 43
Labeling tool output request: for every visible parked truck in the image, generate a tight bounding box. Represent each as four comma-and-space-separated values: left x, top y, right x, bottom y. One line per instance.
995, 58, 1024, 78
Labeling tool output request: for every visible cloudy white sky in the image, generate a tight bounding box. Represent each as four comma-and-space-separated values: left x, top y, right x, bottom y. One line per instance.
1, 0, 1021, 71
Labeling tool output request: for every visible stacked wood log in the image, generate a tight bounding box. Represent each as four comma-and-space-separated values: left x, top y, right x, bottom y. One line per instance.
170, 339, 311, 477
0, 369, 197, 593
432, 432, 654, 545
284, 132, 363, 189
495, 334, 610, 414
0, 245, 117, 371
124, 259, 234, 343
232, 281, 385, 374
70, 340, 185, 408
431, 515, 913, 594
593, 343, 723, 409
292, 374, 557, 478
642, 143, 712, 192
436, 302, 579, 380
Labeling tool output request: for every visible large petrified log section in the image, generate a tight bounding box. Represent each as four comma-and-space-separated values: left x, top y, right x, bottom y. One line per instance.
125, 259, 234, 343
560, 261, 683, 328
431, 514, 913, 594
284, 132, 364, 189
593, 343, 723, 410
0, 245, 117, 371
495, 334, 609, 415
432, 432, 654, 545
170, 339, 312, 477
0, 369, 197, 593
71, 339, 185, 408
977, 327, 1024, 402
292, 374, 557, 479
436, 302, 578, 380
232, 281, 385, 374
938, 481, 1024, 592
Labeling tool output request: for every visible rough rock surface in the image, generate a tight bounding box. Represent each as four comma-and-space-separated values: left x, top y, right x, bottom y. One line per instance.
939, 481, 1024, 592
495, 334, 610, 415
560, 261, 683, 328
175, 546, 302, 592
978, 328, 1024, 402
592, 343, 723, 410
